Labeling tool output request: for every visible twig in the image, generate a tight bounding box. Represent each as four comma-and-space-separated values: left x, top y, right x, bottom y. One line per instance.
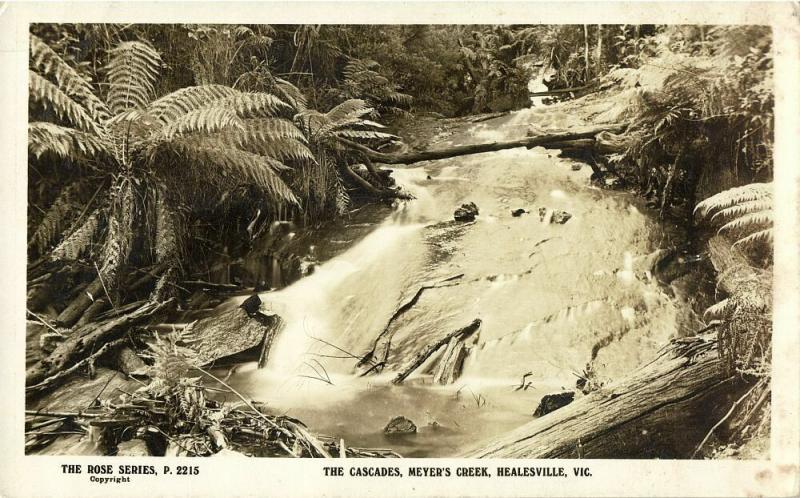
26, 309, 64, 336
94, 261, 116, 310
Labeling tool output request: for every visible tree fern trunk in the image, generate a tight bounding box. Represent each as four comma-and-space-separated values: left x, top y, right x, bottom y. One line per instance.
150, 184, 182, 302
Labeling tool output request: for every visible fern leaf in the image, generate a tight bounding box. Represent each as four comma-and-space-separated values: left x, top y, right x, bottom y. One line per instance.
274, 78, 308, 111
51, 209, 101, 261
703, 298, 731, 321
29, 70, 101, 135
106, 41, 162, 114
333, 129, 397, 140
732, 228, 774, 248
30, 183, 82, 253
171, 143, 299, 205
147, 85, 239, 124
28, 122, 110, 161
100, 178, 135, 288
709, 199, 773, 223
695, 182, 773, 219
29, 34, 110, 123
325, 99, 372, 123
158, 107, 243, 140
219, 92, 293, 118
718, 210, 773, 234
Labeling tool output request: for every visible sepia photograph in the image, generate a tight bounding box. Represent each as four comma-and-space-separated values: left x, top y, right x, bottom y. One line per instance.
21, 20, 778, 462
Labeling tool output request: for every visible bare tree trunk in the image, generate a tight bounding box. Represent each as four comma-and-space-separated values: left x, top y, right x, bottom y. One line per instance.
584, 24, 591, 82
596, 24, 603, 75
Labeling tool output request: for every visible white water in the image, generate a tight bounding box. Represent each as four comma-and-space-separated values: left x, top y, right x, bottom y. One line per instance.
221, 109, 688, 456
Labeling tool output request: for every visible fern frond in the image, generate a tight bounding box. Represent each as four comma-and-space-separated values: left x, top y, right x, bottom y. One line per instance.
29, 70, 101, 135
695, 182, 773, 219
333, 129, 397, 140
703, 298, 731, 321
30, 34, 111, 123
274, 78, 308, 111
28, 122, 110, 161
147, 85, 239, 123
106, 41, 162, 114
30, 183, 82, 252
732, 228, 773, 248
51, 209, 101, 261
158, 107, 243, 140
718, 210, 773, 234
709, 199, 773, 223
325, 99, 372, 123
218, 92, 293, 118
100, 178, 135, 287
170, 143, 299, 205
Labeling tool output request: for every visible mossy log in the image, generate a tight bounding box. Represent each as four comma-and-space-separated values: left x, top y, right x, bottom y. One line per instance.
463, 334, 746, 458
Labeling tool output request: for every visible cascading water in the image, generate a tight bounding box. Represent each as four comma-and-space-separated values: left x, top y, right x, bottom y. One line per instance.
220, 107, 690, 456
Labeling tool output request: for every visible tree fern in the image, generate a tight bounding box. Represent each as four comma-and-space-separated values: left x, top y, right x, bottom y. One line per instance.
99, 179, 135, 288
157, 107, 244, 141
106, 41, 162, 114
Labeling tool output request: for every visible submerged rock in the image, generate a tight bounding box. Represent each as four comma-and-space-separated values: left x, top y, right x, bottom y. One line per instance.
511, 208, 527, 217
533, 391, 575, 417
384, 416, 417, 435
454, 202, 479, 222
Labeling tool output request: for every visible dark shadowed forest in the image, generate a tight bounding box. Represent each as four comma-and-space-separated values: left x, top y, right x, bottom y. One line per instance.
26, 24, 773, 460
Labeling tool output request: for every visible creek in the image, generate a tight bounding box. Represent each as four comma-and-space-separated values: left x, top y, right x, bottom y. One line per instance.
216, 108, 696, 457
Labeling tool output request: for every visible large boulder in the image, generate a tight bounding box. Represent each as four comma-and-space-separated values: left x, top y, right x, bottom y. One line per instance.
454, 202, 480, 222
384, 416, 417, 435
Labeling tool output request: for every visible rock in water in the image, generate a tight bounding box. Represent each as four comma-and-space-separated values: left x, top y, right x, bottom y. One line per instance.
454, 202, 479, 222
511, 208, 527, 217
551, 210, 572, 224
116, 439, 150, 456
571, 163, 582, 171
384, 416, 417, 435
533, 391, 575, 417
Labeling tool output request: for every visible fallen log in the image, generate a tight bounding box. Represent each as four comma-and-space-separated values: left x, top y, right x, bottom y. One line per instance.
431, 336, 469, 385
340, 124, 627, 165
392, 318, 481, 385
55, 277, 103, 327
356, 274, 464, 376
26, 299, 176, 387
462, 334, 745, 458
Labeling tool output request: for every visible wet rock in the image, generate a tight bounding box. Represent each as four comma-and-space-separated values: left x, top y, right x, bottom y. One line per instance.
571, 163, 582, 171
511, 208, 528, 217
533, 391, 575, 417
384, 416, 417, 435
538, 207, 548, 221
426, 175, 433, 180
551, 210, 572, 224
453, 202, 479, 222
